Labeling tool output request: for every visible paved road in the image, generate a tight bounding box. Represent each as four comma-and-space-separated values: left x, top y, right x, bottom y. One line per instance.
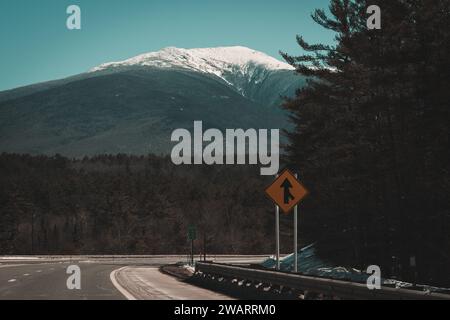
0, 256, 266, 300
113, 267, 232, 300
0, 261, 123, 300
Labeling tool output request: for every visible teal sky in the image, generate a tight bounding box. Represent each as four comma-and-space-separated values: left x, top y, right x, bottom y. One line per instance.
0, 0, 334, 92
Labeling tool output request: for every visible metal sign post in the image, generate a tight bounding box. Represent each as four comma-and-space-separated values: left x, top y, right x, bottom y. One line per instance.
266, 169, 308, 273
191, 239, 194, 266
188, 225, 197, 266
294, 174, 298, 273
276, 203, 280, 271
273, 174, 280, 271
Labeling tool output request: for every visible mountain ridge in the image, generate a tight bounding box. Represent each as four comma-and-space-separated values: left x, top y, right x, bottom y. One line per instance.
89, 46, 297, 101
90, 46, 294, 73
0, 46, 305, 157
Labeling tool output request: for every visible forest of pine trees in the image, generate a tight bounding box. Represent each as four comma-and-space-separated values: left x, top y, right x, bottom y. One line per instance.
0, 154, 284, 256
281, 0, 449, 286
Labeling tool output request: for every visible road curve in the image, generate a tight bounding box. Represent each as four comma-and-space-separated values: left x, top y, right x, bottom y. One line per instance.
112, 266, 232, 300
0, 255, 265, 300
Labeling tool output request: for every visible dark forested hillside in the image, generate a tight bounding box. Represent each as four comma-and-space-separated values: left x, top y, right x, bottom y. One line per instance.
0, 153, 298, 256
281, 0, 450, 286
0, 69, 287, 157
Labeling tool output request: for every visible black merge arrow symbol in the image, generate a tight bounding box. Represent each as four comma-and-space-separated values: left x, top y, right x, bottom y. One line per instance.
281, 178, 295, 205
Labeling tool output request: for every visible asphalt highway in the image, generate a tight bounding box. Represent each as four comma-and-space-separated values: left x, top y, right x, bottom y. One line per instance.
0, 261, 123, 300
0, 255, 266, 300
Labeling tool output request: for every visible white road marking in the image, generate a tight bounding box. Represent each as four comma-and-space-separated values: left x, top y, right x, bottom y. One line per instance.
23, 273, 30, 276
0, 264, 26, 269
36, 270, 42, 273
110, 267, 137, 300
8, 279, 17, 283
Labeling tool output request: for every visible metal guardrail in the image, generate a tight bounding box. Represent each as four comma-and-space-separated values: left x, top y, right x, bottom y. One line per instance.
195, 262, 450, 300
0, 254, 270, 260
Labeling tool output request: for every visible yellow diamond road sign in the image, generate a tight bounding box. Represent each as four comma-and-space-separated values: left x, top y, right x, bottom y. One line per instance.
265, 169, 309, 214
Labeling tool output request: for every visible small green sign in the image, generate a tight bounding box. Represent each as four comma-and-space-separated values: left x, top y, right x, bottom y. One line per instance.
188, 225, 197, 240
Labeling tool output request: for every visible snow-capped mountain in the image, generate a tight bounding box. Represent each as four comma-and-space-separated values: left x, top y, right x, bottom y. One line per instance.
0, 46, 305, 157
91, 46, 293, 75
90, 46, 295, 98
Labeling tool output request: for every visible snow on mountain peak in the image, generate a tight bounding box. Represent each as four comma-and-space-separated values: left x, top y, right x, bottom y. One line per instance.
90, 46, 294, 76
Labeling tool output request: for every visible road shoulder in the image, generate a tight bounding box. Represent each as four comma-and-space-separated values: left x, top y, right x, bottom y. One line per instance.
111, 266, 232, 300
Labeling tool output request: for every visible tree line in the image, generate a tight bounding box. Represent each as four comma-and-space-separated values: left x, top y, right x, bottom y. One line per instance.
0, 153, 287, 256
281, 0, 449, 286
